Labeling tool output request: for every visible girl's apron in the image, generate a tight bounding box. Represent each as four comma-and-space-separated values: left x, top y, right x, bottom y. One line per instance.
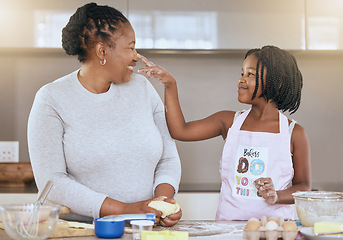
216, 109, 294, 220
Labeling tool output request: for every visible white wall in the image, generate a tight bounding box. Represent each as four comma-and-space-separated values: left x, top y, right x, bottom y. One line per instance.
175, 193, 219, 220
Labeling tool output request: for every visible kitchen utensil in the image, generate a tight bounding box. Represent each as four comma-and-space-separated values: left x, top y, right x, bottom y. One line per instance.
0, 203, 60, 240
293, 191, 343, 227
59, 205, 70, 215
131, 220, 154, 240
94, 213, 155, 239
17, 180, 53, 238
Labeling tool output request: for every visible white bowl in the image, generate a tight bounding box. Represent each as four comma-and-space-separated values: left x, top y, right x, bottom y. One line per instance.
0, 203, 60, 240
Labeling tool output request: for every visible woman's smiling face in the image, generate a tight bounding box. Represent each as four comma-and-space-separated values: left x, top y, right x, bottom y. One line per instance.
105, 22, 138, 84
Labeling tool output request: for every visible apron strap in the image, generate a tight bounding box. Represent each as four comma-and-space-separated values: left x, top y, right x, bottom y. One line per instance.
289, 119, 297, 135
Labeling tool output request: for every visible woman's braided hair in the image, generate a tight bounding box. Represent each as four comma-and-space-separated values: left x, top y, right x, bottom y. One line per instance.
245, 45, 303, 114
62, 2, 129, 62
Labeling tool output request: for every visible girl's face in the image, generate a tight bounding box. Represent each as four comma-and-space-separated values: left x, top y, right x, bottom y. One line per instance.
105, 23, 138, 84
237, 54, 264, 105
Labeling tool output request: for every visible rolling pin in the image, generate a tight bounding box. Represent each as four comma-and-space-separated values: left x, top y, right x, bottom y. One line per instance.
59, 205, 71, 215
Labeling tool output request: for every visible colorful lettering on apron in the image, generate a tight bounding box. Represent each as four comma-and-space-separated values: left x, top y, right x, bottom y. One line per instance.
233, 145, 268, 200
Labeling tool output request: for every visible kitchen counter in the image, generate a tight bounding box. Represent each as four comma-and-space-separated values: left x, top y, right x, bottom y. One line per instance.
0, 220, 306, 240
0, 220, 248, 240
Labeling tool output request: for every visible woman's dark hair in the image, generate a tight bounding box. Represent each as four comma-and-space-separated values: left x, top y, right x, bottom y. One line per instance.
62, 3, 129, 62
245, 45, 303, 114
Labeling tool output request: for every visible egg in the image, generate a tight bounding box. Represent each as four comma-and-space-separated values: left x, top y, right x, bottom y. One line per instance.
267, 217, 278, 223
260, 216, 267, 226
278, 217, 285, 226
247, 217, 260, 223
245, 220, 261, 230
282, 221, 298, 231
265, 220, 279, 230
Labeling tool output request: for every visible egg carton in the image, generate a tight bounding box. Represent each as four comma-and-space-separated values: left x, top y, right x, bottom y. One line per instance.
243, 216, 298, 240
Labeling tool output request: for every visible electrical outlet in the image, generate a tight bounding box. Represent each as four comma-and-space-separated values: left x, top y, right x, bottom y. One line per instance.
0, 141, 19, 162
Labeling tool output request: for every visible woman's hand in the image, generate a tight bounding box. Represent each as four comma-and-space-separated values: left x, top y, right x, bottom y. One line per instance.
159, 209, 182, 227
137, 54, 176, 86
156, 197, 182, 227
253, 177, 278, 204
125, 199, 164, 226
100, 197, 162, 225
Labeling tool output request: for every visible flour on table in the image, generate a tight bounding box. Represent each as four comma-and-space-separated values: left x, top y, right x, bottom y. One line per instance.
154, 220, 245, 237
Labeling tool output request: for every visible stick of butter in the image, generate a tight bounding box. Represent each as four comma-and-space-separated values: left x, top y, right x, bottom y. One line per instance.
142, 230, 188, 240
314, 222, 343, 235
148, 201, 180, 218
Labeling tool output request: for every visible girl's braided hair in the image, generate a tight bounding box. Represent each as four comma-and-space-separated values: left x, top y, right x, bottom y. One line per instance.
62, 2, 129, 62
245, 45, 303, 114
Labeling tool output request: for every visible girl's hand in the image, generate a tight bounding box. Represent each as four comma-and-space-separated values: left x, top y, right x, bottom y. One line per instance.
137, 54, 176, 86
254, 177, 278, 204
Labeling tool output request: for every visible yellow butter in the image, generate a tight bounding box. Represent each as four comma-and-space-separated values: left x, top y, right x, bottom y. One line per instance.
141, 230, 188, 240
314, 222, 343, 235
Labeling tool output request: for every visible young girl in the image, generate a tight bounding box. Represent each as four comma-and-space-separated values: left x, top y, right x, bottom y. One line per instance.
138, 45, 311, 220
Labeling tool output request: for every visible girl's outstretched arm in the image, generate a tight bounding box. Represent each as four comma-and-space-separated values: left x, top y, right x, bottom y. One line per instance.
138, 54, 233, 141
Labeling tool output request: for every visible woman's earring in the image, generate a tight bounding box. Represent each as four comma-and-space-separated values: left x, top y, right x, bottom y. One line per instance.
100, 59, 106, 66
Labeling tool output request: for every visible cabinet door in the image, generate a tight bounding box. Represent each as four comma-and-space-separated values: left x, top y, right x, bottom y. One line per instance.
306, 0, 343, 50
128, 0, 305, 50
0, 0, 127, 48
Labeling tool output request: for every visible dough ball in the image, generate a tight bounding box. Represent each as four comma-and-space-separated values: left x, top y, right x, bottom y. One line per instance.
245, 220, 261, 230
148, 201, 180, 218
282, 221, 297, 231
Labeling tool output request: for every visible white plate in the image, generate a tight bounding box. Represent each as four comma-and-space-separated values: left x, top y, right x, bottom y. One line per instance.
301, 227, 343, 240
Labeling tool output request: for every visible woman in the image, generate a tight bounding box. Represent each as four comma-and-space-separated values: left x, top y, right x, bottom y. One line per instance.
27, 3, 181, 226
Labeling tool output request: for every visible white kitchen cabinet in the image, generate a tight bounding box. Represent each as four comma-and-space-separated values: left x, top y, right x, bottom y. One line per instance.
0, 0, 127, 48
128, 0, 305, 50
306, 0, 343, 50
